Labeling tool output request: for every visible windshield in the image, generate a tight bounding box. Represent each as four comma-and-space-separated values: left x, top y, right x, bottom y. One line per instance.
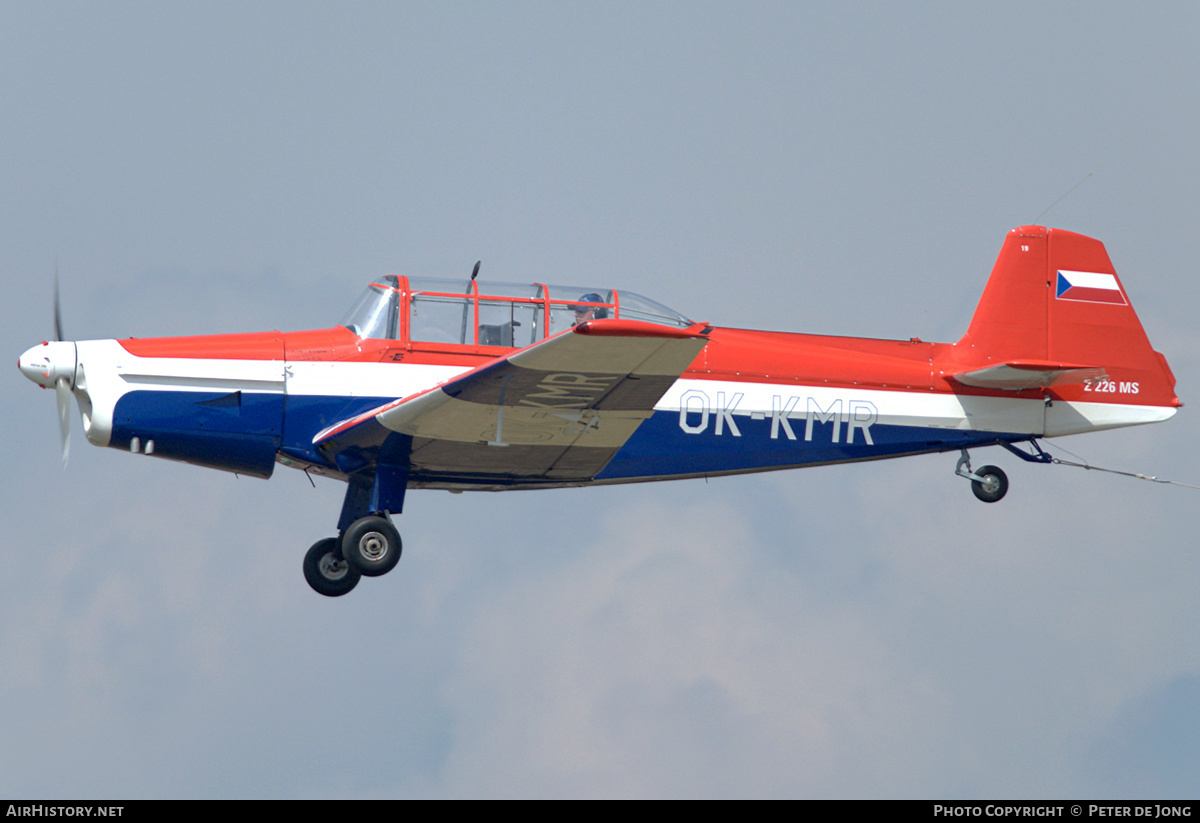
339, 276, 400, 339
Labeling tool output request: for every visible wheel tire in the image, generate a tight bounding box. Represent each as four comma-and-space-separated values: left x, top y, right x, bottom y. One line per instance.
341, 515, 402, 577
303, 537, 361, 597
971, 464, 1009, 503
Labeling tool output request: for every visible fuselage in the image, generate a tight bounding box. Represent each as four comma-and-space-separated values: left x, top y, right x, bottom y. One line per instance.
23, 318, 1177, 490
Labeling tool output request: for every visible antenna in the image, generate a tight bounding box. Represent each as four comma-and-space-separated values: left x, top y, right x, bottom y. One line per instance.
1034, 172, 1093, 225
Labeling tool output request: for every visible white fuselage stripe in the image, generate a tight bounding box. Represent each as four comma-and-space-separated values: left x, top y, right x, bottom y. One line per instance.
71, 342, 1177, 447
655, 378, 1176, 436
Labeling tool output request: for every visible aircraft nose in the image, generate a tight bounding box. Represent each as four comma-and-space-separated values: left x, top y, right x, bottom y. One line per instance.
18, 340, 77, 389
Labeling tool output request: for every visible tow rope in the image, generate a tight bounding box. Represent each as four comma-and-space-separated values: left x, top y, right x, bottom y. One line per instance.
1045, 443, 1200, 491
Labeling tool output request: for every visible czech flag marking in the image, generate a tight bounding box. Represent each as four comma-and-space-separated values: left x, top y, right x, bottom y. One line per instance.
1056, 270, 1127, 305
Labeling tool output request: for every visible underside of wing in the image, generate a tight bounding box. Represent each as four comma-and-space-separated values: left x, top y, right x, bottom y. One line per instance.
314, 320, 710, 485
951, 360, 1107, 391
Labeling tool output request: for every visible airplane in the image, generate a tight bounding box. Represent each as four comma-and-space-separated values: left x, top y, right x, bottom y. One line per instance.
18, 226, 1181, 597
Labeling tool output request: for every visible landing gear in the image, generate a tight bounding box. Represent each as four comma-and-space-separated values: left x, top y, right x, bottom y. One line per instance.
303, 537, 361, 597
302, 514, 404, 596
970, 465, 1008, 503
341, 515, 402, 577
955, 449, 1009, 503
304, 464, 408, 596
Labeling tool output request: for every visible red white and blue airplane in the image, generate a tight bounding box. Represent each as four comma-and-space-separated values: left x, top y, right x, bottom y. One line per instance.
19, 226, 1181, 596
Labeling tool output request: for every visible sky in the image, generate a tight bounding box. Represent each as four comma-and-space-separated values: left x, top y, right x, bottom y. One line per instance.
3, 1, 1199, 799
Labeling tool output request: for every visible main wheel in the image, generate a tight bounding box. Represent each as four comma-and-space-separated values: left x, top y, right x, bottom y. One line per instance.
341, 515, 402, 577
971, 464, 1009, 503
304, 537, 361, 597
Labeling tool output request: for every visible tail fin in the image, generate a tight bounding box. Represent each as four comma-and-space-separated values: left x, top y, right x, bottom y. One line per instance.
953, 226, 1179, 420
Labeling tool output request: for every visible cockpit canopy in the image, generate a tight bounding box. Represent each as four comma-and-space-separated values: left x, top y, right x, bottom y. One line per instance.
339, 275, 693, 347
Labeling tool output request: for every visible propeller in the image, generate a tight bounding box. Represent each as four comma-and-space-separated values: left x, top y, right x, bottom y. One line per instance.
17, 266, 80, 467
56, 374, 72, 466
51, 267, 72, 467
54, 263, 64, 344
53, 266, 71, 466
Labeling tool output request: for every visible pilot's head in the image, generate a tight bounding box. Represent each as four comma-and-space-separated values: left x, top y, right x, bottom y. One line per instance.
573, 293, 608, 325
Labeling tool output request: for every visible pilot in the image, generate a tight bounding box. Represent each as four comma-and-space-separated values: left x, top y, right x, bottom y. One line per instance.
573, 293, 609, 326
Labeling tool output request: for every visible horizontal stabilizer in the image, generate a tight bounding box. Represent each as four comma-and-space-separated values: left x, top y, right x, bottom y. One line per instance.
951, 360, 1107, 391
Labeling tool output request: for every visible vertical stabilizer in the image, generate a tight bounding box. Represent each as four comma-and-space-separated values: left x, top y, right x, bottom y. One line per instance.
953, 226, 1179, 418
956, 226, 1050, 362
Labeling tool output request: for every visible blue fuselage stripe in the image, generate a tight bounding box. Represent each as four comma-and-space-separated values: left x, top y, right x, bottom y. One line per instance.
111, 390, 1026, 483
595, 410, 1020, 479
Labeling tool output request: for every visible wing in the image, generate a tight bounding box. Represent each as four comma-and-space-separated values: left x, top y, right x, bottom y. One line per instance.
314, 320, 710, 485
951, 359, 1107, 391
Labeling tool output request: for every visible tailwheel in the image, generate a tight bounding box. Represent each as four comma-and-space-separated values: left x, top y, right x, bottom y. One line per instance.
304, 537, 361, 597
970, 464, 1009, 503
341, 514, 402, 577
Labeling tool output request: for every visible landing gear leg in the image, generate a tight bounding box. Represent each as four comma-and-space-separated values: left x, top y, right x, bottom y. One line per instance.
955, 449, 1009, 503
